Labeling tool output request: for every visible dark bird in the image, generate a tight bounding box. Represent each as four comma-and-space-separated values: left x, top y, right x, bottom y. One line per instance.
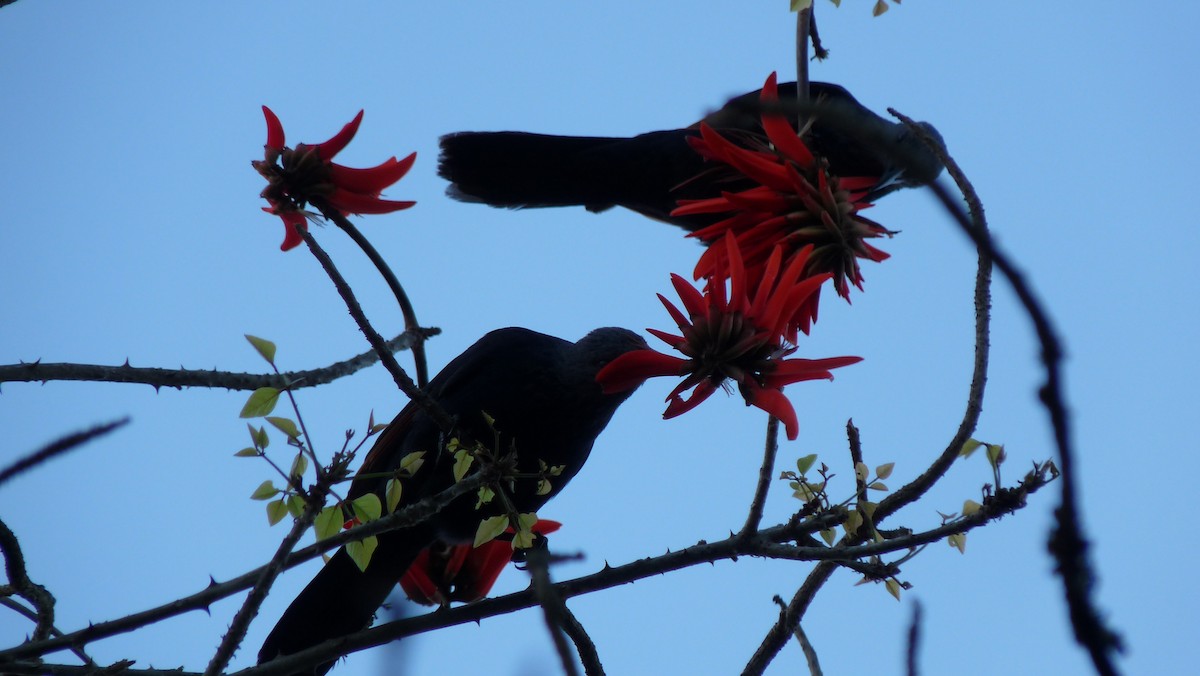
258, 326, 648, 675
438, 81, 944, 229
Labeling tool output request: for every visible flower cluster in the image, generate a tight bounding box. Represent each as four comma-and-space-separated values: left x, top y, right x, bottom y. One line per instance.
253, 107, 416, 250
399, 520, 561, 606
676, 72, 893, 334
598, 234, 861, 440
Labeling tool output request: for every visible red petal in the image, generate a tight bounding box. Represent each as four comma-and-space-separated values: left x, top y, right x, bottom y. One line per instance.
261, 106, 285, 151
399, 549, 445, 606
745, 384, 800, 440
314, 110, 364, 160
763, 356, 863, 388
669, 273, 708, 318
272, 210, 308, 251
759, 74, 816, 168
596, 349, 688, 393
329, 152, 417, 194
326, 188, 416, 215
663, 379, 719, 419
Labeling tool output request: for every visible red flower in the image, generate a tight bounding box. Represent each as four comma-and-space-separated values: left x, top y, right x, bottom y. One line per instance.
597, 234, 861, 440
674, 72, 893, 332
399, 520, 562, 607
253, 107, 416, 250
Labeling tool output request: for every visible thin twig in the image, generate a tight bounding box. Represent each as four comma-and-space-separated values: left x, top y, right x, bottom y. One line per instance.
527, 548, 580, 676
0, 331, 430, 391
906, 599, 923, 676
299, 229, 454, 433
739, 416, 781, 539
318, 207, 431, 388
0, 598, 95, 667
0, 519, 55, 641
793, 622, 822, 676
0, 473, 485, 661
889, 112, 1123, 675
204, 496, 323, 675
0, 418, 129, 488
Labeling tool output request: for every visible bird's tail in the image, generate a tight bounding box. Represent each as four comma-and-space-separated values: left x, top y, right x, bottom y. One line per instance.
258, 543, 419, 675
438, 131, 635, 211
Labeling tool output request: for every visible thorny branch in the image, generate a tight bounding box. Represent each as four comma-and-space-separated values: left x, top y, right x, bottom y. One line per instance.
0, 331, 431, 392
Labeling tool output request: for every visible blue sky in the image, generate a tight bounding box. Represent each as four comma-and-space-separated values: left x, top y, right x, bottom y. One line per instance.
1, 2, 1197, 675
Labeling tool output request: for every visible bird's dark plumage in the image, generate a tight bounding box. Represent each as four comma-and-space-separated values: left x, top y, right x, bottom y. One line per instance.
438, 81, 944, 227
258, 327, 648, 675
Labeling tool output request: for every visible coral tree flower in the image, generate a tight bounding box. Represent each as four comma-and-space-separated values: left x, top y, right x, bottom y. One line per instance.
597, 234, 861, 440
675, 72, 893, 332
399, 520, 562, 607
253, 106, 416, 250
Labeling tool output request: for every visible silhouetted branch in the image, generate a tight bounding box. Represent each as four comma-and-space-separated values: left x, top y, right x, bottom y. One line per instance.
0, 418, 129, 488
317, 205, 431, 388
0, 331, 431, 391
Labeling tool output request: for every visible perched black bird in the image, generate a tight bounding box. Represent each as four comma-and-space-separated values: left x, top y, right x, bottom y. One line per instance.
439, 81, 944, 228
258, 327, 648, 675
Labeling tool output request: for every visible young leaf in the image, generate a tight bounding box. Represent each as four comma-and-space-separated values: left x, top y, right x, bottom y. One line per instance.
536, 478, 552, 496
287, 495, 306, 518
351, 494, 382, 524
819, 528, 836, 546
290, 453, 308, 480
854, 462, 869, 481
234, 447, 259, 458
266, 499, 288, 526
949, 532, 967, 554
986, 443, 1006, 468
240, 387, 281, 418
960, 438, 984, 458
476, 486, 495, 509
314, 506, 342, 540
844, 510, 863, 538
399, 451, 425, 476
868, 481, 888, 491
796, 454, 818, 476
473, 515, 509, 548
267, 416, 301, 440
250, 480, 279, 500
385, 478, 403, 513
346, 535, 378, 572
244, 334, 277, 365
962, 499, 983, 516
875, 462, 895, 480
885, 578, 901, 601
452, 449, 474, 483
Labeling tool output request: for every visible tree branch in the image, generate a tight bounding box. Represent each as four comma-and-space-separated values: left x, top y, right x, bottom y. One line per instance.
0, 331, 430, 392
0, 418, 129, 488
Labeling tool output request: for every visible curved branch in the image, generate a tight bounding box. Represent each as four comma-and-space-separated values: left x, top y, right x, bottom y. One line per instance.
0, 418, 129, 488
0, 331, 432, 392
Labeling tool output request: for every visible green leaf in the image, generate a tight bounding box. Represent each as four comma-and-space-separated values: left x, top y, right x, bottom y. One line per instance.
452, 449, 474, 483
949, 533, 967, 554
473, 515, 508, 548
351, 494, 382, 524
819, 529, 836, 546
796, 454, 818, 476
790, 0, 813, 11
290, 453, 308, 480
960, 438, 984, 457
385, 478, 403, 513
250, 480, 279, 500
475, 486, 495, 509
247, 423, 269, 450
240, 387, 280, 418
266, 499, 288, 526
244, 334, 277, 365
314, 506, 342, 541
536, 478, 552, 496
875, 463, 895, 480
854, 462, 869, 481
844, 510, 863, 538
399, 451, 425, 476
234, 447, 259, 458
868, 481, 888, 491
267, 416, 301, 440
962, 499, 982, 516
370, 423, 390, 434
287, 495, 306, 518
986, 444, 1006, 468
885, 578, 901, 601
346, 535, 378, 572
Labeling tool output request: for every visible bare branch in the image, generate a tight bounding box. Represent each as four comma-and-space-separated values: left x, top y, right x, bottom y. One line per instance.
0, 331, 431, 391
0, 418, 129, 488
739, 416, 781, 539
